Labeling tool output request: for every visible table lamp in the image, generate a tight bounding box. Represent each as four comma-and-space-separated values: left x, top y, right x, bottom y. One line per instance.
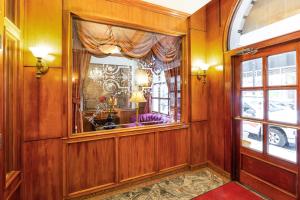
130, 91, 146, 125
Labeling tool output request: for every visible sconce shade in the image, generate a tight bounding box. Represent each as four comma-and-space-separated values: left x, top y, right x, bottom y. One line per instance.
200, 64, 210, 71
130, 91, 146, 103
29, 46, 50, 59
135, 69, 149, 86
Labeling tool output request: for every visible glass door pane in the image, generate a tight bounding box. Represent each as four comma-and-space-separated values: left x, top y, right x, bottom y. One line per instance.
241, 121, 263, 152
267, 126, 297, 163
241, 58, 263, 87
268, 51, 296, 86
268, 90, 297, 124
241, 90, 264, 119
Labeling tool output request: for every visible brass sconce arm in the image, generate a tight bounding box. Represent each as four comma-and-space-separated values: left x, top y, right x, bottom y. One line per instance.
29, 46, 51, 78
197, 69, 207, 84
35, 57, 49, 78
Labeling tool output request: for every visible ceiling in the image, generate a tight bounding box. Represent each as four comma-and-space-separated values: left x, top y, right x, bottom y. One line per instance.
142, 0, 211, 15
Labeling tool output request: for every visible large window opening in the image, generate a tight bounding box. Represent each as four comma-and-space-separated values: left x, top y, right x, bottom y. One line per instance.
72, 19, 182, 134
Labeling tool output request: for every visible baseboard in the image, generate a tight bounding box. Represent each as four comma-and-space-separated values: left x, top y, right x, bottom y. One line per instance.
190, 162, 208, 170
207, 161, 231, 179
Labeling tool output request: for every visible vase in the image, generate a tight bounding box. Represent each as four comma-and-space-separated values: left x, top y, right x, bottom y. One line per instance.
103, 112, 117, 129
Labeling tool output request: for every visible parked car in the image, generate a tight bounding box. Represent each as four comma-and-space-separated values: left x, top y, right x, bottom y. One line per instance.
242, 102, 256, 117
243, 121, 296, 147
242, 102, 296, 147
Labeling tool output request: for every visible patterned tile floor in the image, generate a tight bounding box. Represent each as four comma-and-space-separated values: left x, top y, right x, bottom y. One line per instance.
83, 168, 229, 200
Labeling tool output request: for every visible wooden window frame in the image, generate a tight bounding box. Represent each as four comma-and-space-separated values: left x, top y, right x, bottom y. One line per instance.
63, 12, 189, 137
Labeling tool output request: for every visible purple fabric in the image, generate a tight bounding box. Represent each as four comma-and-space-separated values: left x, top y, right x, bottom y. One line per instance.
130, 113, 170, 125
122, 123, 143, 128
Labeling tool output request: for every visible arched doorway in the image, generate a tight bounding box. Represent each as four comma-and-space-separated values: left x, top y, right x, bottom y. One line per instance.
224, 1, 300, 199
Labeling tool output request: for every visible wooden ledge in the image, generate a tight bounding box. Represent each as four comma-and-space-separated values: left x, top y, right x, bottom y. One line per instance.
106, 0, 190, 19
64, 123, 189, 143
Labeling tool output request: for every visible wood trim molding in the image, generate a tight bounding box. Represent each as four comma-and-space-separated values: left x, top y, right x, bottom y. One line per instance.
63, 11, 189, 138
71, 11, 187, 36
64, 123, 189, 143
5, 171, 21, 200
189, 162, 208, 170
4, 17, 21, 40
106, 0, 190, 19
207, 161, 231, 179
222, 0, 239, 52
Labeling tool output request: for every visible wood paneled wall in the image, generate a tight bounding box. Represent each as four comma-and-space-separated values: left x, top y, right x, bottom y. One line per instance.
190, 9, 207, 122
63, 0, 187, 35
188, 8, 209, 169
22, 0, 195, 199
23, 140, 62, 200
64, 127, 189, 198
67, 138, 116, 194
24, 0, 62, 67
206, 0, 236, 173
119, 133, 156, 181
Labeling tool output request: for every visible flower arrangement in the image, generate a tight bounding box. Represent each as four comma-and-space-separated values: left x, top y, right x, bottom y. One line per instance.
98, 95, 117, 113
85, 95, 118, 128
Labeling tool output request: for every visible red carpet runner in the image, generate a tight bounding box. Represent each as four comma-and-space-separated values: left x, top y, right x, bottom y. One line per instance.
193, 182, 264, 200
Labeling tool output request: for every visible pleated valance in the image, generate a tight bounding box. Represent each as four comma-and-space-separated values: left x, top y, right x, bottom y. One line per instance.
74, 20, 182, 65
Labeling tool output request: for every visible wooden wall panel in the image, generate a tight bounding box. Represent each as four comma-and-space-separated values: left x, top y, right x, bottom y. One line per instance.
241, 155, 297, 195
63, 0, 187, 35
189, 8, 208, 123
67, 138, 115, 193
206, 0, 236, 172
206, 0, 225, 170
119, 133, 156, 182
23, 67, 63, 141
191, 76, 208, 121
190, 121, 207, 166
190, 29, 207, 66
7, 187, 20, 200
207, 68, 225, 168
23, 139, 62, 200
240, 171, 295, 200
190, 9, 206, 32
158, 129, 189, 171
24, 0, 62, 67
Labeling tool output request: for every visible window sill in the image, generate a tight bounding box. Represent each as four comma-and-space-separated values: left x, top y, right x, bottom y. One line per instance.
65, 122, 189, 142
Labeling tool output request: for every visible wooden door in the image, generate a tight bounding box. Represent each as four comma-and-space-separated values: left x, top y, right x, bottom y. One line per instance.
3, 24, 22, 200
1, 0, 22, 199
234, 42, 300, 200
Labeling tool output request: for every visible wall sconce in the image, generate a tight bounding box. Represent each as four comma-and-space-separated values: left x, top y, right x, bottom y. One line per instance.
29, 46, 50, 78
196, 64, 210, 84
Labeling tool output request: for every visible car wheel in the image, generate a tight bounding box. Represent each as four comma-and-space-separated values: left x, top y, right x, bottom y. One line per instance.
268, 127, 287, 147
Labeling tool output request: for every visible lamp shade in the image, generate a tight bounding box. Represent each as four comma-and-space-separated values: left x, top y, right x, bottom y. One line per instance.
29, 46, 50, 59
135, 69, 149, 86
129, 91, 146, 103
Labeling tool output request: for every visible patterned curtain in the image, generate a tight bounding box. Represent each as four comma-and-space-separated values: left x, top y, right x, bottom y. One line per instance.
75, 20, 181, 66
72, 49, 91, 133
